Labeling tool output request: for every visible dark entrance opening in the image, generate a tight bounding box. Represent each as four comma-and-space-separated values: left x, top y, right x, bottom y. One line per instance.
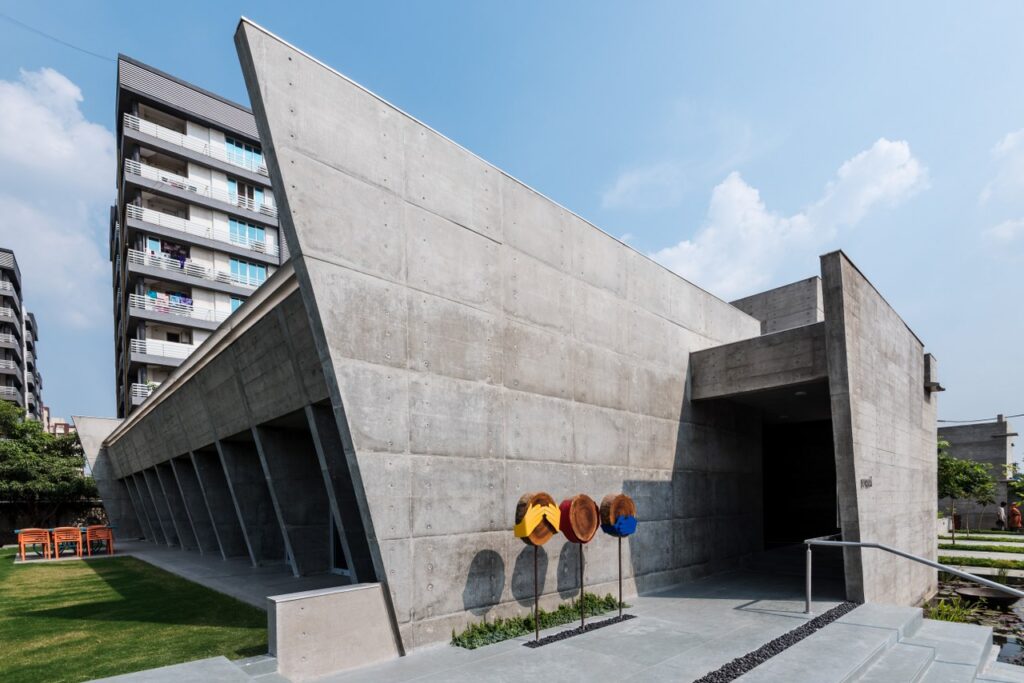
762, 418, 840, 548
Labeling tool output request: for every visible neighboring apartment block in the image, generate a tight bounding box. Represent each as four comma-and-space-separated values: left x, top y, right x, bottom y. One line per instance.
0, 248, 44, 420
111, 55, 286, 417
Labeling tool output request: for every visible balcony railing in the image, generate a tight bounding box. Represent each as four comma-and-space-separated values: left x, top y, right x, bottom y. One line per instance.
125, 204, 280, 257
124, 113, 269, 177
130, 382, 158, 400
127, 249, 265, 289
130, 338, 197, 360
0, 386, 18, 399
0, 359, 16, 370
0, 333, 16, 344
0, 307, 14, 320
127, 293, 230, 324
124, 159, 277, 218
0, 281, 13, 293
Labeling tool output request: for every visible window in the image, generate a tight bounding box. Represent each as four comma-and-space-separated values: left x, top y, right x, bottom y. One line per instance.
229, 258, 267, 286
228, 218, 265, 247
225, 136, 263, 171
227, 177, 264, 210
231, 296, 244, 313
146, 237, 160, 254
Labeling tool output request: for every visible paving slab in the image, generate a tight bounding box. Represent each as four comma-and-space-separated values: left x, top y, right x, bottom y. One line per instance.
856, 643, 933, 683
89, 657, 250, 682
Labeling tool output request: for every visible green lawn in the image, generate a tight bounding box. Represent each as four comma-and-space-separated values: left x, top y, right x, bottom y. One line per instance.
939, 543, 1024, 554
0, 546, 267, 683
939, 555, 1024, 570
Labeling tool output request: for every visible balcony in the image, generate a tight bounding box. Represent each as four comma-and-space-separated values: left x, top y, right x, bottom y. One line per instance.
0, 385, 22, 405
130, 338, 197, 361
130, 382, 159, 405
0, 306, 15, 323
127, 249, 264, 290
126, 204, 279, 257
124, 113, 269, 177
124, 159, 278, 219
128, 293, 230, 325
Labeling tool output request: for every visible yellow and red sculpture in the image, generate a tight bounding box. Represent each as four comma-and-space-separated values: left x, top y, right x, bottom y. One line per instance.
514, 492, 561, 546
558, 494, 600, 544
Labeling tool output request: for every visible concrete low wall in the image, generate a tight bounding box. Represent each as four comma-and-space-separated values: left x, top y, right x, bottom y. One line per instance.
268, 584, 401, 680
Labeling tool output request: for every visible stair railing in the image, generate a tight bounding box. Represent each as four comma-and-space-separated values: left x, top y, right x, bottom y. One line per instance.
804, 533, 1024, 614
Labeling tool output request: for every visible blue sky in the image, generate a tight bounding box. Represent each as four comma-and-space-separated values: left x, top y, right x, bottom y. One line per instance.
1, 1, 1023, 427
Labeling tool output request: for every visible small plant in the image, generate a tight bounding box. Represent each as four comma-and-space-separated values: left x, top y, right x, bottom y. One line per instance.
938, 543, 1024, 555
995, 567, 1011, 585
926, 596, 983, 623
938, 555, 1024, 570
451, 592, 625, 649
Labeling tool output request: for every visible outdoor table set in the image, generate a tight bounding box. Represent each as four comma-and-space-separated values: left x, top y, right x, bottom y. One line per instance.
15, 526, 115, 561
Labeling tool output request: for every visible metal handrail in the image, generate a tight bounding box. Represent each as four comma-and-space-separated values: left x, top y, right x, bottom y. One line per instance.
124, 113, 269, 176
804, 534, 1024, 613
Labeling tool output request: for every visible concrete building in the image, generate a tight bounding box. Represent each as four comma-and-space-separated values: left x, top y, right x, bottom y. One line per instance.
938, 416, 1017, 530
111, 55, 286, 418
48, 417, 76, 437
0, 248, 43, 420
80, 21, 940, 675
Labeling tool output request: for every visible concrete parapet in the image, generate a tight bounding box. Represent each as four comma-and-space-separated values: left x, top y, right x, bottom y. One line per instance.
268, 583, 401, 681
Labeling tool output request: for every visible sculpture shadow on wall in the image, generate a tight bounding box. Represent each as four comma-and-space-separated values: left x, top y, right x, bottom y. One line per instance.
510, 544, 549, 607
463, 549, 505, 616
557, 541, 581, 599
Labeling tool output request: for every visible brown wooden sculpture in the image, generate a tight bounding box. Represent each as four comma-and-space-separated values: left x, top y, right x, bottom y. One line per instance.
559, 494, 600, 544
514, 491, 560, 546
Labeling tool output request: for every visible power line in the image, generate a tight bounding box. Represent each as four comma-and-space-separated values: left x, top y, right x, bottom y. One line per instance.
0, 11, 115, 62
938, 412, 1024, 424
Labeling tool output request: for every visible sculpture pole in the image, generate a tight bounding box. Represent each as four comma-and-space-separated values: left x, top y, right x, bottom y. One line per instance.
618, 537, 623, 618
579, 543, 585, 628
534, 545, 539, 642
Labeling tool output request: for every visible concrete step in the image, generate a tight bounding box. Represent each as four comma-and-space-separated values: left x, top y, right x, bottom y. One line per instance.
855, 643, 934, 683
738, 620, 898, 682
919, 661, 983, 682
233, 655, 278, 677
902, 620, 993, 676
978, 659, 1024, 682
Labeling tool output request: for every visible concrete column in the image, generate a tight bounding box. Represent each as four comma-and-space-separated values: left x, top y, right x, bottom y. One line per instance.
156, 462, 198, 552
122, 475, 156, 542
190, 449, 249, 561
253, 422, 331, 577
169, 456, 220, 556
110, 478, 144, 539
306, 403, 376, 582
216, 438, 286, 567
142, 468, 178, 546
131, 472, 166, 545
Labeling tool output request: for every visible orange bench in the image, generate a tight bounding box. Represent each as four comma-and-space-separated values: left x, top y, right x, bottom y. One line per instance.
18, 529, 51, 562
85, 525, 114, 556
51, 527, 83, 558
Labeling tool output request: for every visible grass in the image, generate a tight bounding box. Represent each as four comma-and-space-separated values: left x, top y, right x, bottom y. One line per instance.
451, 592, 624, 649
939, 543, 1024, 554
939, 532, 1024, 541
0, 546, 266, 683
939, 555, 1024, 570
926, 596, 983, 623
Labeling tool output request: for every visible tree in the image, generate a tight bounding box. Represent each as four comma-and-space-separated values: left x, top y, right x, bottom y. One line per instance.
0, 401, 97, 534
937, 437, 996, 543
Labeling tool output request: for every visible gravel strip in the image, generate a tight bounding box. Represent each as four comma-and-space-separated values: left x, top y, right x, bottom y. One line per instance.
691, 601, 859, 683
522, 614, 638, 648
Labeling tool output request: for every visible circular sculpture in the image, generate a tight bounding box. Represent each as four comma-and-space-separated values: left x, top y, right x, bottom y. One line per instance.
514, 492, 561, 546
559, 494, 600, 544
600, 493, 638, 537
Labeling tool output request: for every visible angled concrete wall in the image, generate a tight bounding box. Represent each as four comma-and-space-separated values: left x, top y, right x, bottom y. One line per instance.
237, 21, 764, 649
822, 251, 938, 606
75, 416, 143, 539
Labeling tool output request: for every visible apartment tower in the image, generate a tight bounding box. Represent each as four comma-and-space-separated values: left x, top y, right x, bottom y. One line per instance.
0, 248, 43, 420
111, 56, 285, 417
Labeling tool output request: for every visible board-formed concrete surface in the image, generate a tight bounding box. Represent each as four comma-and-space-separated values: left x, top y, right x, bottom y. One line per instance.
89, 17, 941, 667
234, 19, 769, 649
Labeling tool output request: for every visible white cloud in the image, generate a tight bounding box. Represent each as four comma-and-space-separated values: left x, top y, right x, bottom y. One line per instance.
980, 129, 1024, 204
983, 218, 1024, 245
0, 68, 114, 329
650, 138, 928, 299
601, 162, 687, 210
